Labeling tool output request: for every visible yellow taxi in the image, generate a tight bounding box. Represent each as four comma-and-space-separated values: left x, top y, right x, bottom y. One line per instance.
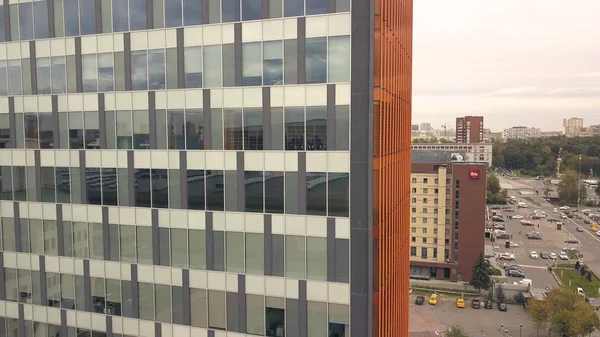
428, 293, 439, 305
456, 298, 465, 308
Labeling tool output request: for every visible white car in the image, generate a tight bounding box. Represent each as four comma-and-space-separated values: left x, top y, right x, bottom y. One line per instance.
560, 214, 568, 219
560, 206, 570, 210
512, 215, 524, 219
530, 251, 539, 259
596, 230, 600, 236
499, 253, 515, 261
549, 253, 557, 259
559, 252, 569, 260
509, 242, 519, 248
553, 208, 558, 213
582, 209, 591, 213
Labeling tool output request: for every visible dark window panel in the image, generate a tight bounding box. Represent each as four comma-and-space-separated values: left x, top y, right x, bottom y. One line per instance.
243, 108, 262, 150
9, 4, 18, 41
222, 0, 239, 22
130, 0, 147, 30
165, 0, 182, 27
334, 105, 349, 151
154, 109, 167, 149
21, 58, 32, 95
285, 299, 299, 337
306, 37, 327, 83
101, 168, 118, 205
284, 107, 304, 150
41, 167, 56, 202
148, 49, 166, 89
0, 5, 5, 42
283, 0, 302, 17
266, 298, 285, 336
158, 227, 171, 265
63, 0, 79, 35
66, 55, 77, 93
12, 166, 27, 201
39, 112, 54, 148
4, 268, 18, 301
335, 238, 349, 283
117, 168, 130, 206
222, 44, 235, 87
0, 166, 13, 200
223, 109, 242, 150
206, 170, 224, 211
18, 2, 34, 40
306, 106, 326, 150
121, 280, 133, 317
184, 46, 203, 88
242, 42, 261, 86
168, 169, 181, 209
0, 62, 8, 96
70, 166, 82, 203
86, 167, 102, 205
264, 171, 283, 213
270, 107, 283, 150
165, 48, 178, 89
79, 0, 96, 34
18, 270, 32, 303
263, 40, 283, 85
242, 0, 261, 20
68, 111, 84, 149
85, 111, 100, 148
208, 290, 226, 329
268, 0, 281, 18
24, 113, 39, 149
328, 172, 349, 217
224, 170, 238, 211
56, 167, 71, 203
25, 166, 37, 201
209, 108, 223, 150
82, 54, 98, 92
108, 223, 120, 261
185, 108, 204, 149
105, 279, 121, 315
152, 169, 169, 208
91, 277, 105, 313
112, 0, 129, 31
187, 169, 206, 210
136, 226, 153, 264
134, 169, 151, 207
114, 51, 126, 91
7, 60, 23, 95
244, 171, 263, 212
0, 115, 9, 148
57, 112, 69, 148
284, 172, 298, 214
37, 58, 52, 94
167, 109, 185, 149
306, 0, 326, 15
33, 1, 49, 38
190, 288, 207, 327
183, 0, 202, 25
213, 230, 225, 271
52, 56, 67, 93
1, 217, 16, 251
104, 110, 117, 149
172, 286, 185, 324
19, 218, 30, 252
306, 172, 326, 216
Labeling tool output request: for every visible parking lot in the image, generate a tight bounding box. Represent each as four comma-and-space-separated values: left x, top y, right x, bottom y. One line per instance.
409, 294, 538, 337
491, 204, 570, 288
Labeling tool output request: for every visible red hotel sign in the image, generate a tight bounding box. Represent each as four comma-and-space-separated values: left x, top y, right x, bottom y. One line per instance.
469, 169, 480, 180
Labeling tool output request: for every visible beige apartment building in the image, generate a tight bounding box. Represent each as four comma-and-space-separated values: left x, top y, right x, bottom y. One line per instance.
563, 117, 585, 137
410, 167, 449, 266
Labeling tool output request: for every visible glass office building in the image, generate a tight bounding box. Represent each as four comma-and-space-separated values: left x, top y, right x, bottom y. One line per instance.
0, 0, 412, 336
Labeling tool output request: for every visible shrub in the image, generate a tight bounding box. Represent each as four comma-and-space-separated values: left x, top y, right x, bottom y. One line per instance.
587, 271, 593, 282
514, 292, 526, 304
575, 261, 581, 270
581, 267, 587, 276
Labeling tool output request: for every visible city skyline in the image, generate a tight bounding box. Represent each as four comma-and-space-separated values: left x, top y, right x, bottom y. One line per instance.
413, 0, 600, 130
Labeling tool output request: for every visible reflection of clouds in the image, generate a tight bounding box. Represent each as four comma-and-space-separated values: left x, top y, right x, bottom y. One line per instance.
328, 36, 350, 82
36, 58, 52, 94
148, 49, 166, 89
112, 0, 129, 32
165, 0, 183, 27
130, 0, 148, 30
131, 51, 148, 90
263, 41, 283, 85
82, 54, 98, 91
306, 38, 327, 83
243, 43, 262, 76
203, 46, 222, 87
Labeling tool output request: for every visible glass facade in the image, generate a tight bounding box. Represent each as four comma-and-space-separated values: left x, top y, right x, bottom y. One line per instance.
0, 0, 357, 336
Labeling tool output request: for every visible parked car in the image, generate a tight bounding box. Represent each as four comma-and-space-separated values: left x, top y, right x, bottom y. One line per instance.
456, 298, 465, 308
527, 233, 542, 240
530, 251, 539, 259
494, 224, 506, 230
484, 300, 493, 309
471, 299, 481, 309
499, 253, 515, 261
584, 219, 591, 224
549, 252, 557, 260
415, 296, 425, 305
492, 216, 505, 222
429, 294, 439, 305
559, 252, 569, 260
507, 269, 525, 278
577, 227, 584, 232
512, 215, 524, 219
509, 242, 519, 248
560, 206, 570, 210
540, 252, 549, 259
565, 239, 579, 244
553, 208, 558, 213
498, 302, 508, 311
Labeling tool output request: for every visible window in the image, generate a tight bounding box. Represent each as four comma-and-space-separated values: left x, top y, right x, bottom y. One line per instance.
306, 106, 327, 150
422, 218, 428, 224
306, 37, 326, 83
306, 172, 326, 216
242, 0, 261, 20
411, 188, 416, 193
411, 237, 415, 242
224, 109, 243, 150
411, 208, 416, 213
327, 36, 350, 82
266, 297, 285, 337
423, 188, 428, 193
422, 238, 427, 243
423, 198, 428, 204
410, 247, 416, 256
285, 236, 305, 279
203, 45, 222, 87
222, 0, 240, 22
245, 233, 264, 275
421, 248, 428, 259
208, 290, 226, 330
165, 0, 183, 27
285, 107, 304, 150
422, 228, 427, 234
306, 237, 327, 281
263, 41, 283, 85
423, 178, 428, 183
410, 227, 416, 233
226, 232, 245, 273
434, 178, 439, 184
243, 42, 262, 86
246, 294, 265, 335
183, 0, 202, 25
411, 178, 416, 183
185, 46, 203, 88
411, 217, 416, 223
243, 108, 263, 150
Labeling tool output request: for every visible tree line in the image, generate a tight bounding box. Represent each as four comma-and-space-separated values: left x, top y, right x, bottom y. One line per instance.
492, 136, 600, 177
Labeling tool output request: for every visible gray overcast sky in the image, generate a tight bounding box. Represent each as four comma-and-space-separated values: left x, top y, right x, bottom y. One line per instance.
413, 0, 600, 132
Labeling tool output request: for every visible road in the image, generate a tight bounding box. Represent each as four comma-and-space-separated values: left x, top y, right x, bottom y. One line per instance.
499, 176, 600, 277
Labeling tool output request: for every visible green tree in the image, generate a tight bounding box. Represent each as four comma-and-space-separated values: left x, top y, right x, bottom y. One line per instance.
445, 325, 469, 337
527, 287, 600, 337
469, 253, 493, 292
496, 284, 505, 303
487, 172, 501, 194
527, 298, 549, 335
558, 169, 587, 205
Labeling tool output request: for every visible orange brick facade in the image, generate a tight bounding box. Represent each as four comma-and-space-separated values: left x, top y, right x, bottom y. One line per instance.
372, 0, 413, 336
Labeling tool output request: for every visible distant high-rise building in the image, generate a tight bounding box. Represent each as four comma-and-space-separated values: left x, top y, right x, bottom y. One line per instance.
503, 126, 541, 140
563, 117, 584, 137
420, 122, 433, 131
412, 124, 420, 131
455, 116, 484, 143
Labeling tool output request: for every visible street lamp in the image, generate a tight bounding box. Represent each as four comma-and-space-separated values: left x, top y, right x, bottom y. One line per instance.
520, 323, 523, 337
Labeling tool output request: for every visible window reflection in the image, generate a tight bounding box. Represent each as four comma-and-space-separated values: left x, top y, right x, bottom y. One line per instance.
148, 49, 166, 89
206, 170, 224, 211
306, 0, 326, 15
243, 108, 263, 150
33, 1, 49, 38
306, 172, 326, 216
245, 171, 264, 212
82, 54, 98, 92
242, 42, 262, 86
79, 0, 96, 35
306, 106, 326, 150
112, 0, 129, 32
222, 0, 240, 22
186, 109, 204, 149
306, 37, 327, 83
263, 41, 283, 85
0, 61, 7, 95
328, 173, 349, 217
224, 109, 243, 150
184, 46, 203, 88
242, 0, 261, 21
37, 58, 52, 94
165, 0, 183, 27
18, 3, 34, 40
64, 0, 80, 36
187, 170, 206, 210
131, 50, 148, 90
51, 56, 67, 94
284, 107, 304, 150
167, 109, 185, 149
284, 0, 303, 17
183, 0, 202, 25
98, 53, 115, 91
133, 110, 150, 149
116, 110, 133, 149
7, 60, 22, 95
203, 45, 222, 88
328, 36, 350, 82
130, 0, 147, 30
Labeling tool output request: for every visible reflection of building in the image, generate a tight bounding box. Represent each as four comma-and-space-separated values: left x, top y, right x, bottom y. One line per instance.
410, 163, 487, 282
502, 126, 541, 140
455, 116, 484, 143
412, 143, 493, 167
